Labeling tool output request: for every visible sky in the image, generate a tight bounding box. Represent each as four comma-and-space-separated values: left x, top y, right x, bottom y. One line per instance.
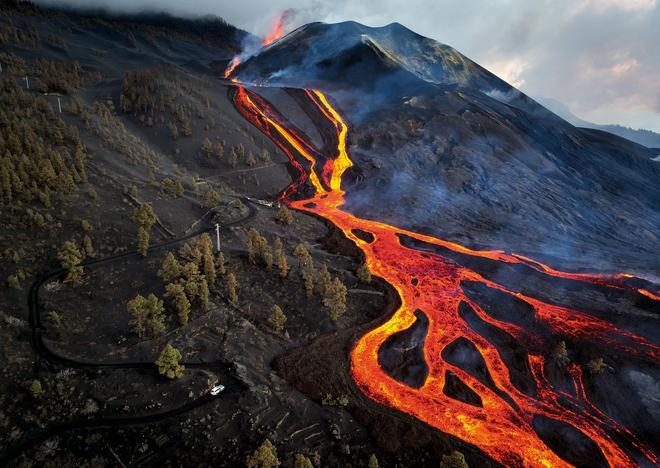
35, 0, 660, 131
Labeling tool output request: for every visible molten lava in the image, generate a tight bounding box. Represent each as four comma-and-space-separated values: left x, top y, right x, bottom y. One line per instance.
223, 56, 241, 79
230, 84, 659, 466
262, 12, 285, 46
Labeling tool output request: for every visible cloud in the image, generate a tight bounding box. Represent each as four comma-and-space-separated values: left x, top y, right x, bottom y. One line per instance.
33, 0, 660, 131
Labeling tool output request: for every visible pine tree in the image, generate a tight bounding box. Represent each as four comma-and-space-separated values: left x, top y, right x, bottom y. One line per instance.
586, 357, 605, 374
137, 226, 149, 256
274, 237, 288, 278
440, 451, 468, 468
324, 277, 347, 321
216, 251, 226, 275
133, 203, 156, 230
235, 143, 245, 159
268, 305, 287, 333
83, 235, 94, 257
553, 341, 569, 368
246, 236, 256, 264
199, 278, 209, 311
275, 205, 293, 225
169, 121, 178, 141
30, 379, 43, 398
357, 263, 371, 283
181, 261, 202, 300
57, 240, 84, 283
159, 252, 181, 282
174, 180, 184, 197
181, 117, 193, 137
368, 454, 379, 468
146, 293, 165, 336
317, 264, 332, 295
201, 137, 212, 157
155, 344, 184, 379
205, 187, 220, 207
293, 243, 315, 297
7, 274, 20, 289
227, 272, 238, 304
214, 142, 224, 159
228, 148, 238, 168
201, 234, 216, 284
294, 454, 313, 468
245, 150, 256, 166
165, 282, 191, 326
127, 294, 149, 338
246, 439, 279, 468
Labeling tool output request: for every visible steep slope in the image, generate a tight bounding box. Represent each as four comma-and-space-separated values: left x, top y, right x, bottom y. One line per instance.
234, 21, 660, 273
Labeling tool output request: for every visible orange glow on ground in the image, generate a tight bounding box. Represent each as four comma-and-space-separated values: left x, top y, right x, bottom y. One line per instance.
231, 84, 659, 467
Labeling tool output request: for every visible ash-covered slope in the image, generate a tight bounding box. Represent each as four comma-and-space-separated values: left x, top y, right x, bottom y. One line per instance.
236, 21, 660, 273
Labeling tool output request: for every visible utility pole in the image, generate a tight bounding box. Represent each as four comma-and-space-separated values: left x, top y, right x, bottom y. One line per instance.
57, 97, 62, 113
215, 223, 221, 252
25, 76, 29, 89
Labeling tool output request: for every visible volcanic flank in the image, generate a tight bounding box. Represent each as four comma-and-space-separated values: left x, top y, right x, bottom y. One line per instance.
234, 21, 660, 274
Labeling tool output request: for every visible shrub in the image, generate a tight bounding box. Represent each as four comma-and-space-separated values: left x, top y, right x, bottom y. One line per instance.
57, 240, 84, 283
268, 305, 287, 333
159, 252, 181, 282
30, 379, 42, 398
552, 341, 569, 368
275, 205, 293, 225
227, 272, 238, 304
586, 357, 605, 374
357, 263, 371, 283
155, 344, 184, 379
324, 277, 347, 321
137, 226, 150, 256
440, 451, 468, 468
293, 454, 313, 468
246, 439, 279, 468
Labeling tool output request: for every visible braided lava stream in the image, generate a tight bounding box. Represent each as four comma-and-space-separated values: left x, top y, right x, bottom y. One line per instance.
230, 84, 659, 467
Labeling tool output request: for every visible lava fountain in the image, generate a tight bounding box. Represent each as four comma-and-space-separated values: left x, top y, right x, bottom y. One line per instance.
229, 82, 659, 466
262, 12, 285, 46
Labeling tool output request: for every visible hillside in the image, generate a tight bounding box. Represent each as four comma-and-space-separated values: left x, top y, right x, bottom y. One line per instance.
0, 3, 394, 467
236, 20, 660, 273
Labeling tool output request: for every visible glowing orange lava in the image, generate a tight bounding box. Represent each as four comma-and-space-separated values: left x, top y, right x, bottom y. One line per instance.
231, 84, 659, 467
262, 12, 285, 46
223, 56, 241, 79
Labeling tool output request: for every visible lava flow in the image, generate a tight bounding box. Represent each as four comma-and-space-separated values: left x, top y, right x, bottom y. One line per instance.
229, 83, 659, 466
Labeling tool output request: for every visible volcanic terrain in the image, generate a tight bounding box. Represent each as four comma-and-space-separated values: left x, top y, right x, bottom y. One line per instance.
0, 2, 658, 468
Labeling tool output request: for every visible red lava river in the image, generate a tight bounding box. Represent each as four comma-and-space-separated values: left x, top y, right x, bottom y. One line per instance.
229, 83, 659, 467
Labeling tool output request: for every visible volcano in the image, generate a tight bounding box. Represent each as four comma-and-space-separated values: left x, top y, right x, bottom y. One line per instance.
2, 3, 658, 466
233, 21, 660, 274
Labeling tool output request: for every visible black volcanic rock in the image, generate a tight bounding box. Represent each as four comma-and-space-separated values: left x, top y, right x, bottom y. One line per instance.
237, 21, 660, 273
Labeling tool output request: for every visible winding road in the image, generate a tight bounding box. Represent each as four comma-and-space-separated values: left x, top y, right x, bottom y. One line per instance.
1, 197, 257, 465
